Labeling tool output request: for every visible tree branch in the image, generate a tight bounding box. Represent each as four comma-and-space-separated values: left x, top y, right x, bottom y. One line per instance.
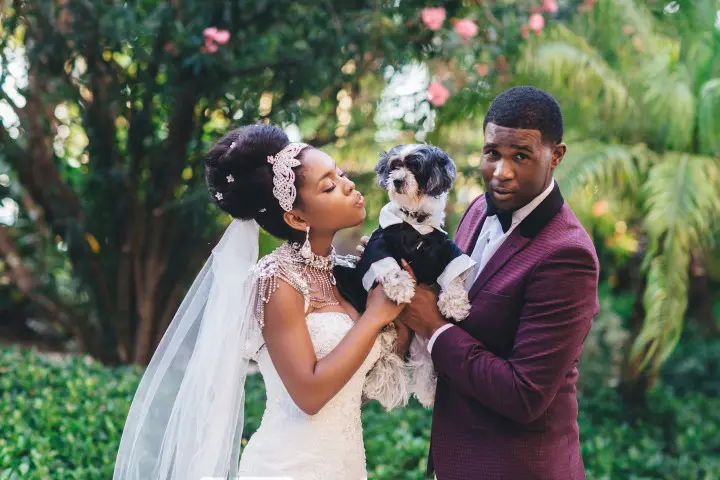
0, 225, 32, 292
0, 225, 113, 360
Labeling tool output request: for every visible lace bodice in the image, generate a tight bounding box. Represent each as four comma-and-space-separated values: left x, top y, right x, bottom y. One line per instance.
255, 312, 384, 421
238, 312, 405, 480
238, 244, 409, 480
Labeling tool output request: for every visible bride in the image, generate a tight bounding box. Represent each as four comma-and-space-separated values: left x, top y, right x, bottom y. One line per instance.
112, 124, 412, 480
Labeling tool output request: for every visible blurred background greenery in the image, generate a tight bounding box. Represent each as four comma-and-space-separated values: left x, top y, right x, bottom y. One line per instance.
0, 0, 718, 478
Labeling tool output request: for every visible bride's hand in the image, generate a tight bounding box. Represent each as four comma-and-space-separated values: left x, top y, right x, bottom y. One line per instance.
355, 235, 370, 255
365, 285, 406, 328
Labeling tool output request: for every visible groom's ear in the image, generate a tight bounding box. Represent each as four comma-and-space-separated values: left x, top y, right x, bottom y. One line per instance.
283, 211, 308, 233
550, 142, 566, 169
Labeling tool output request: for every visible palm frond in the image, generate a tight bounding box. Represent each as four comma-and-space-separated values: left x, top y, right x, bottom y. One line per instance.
634, 237, 689, 372
639, 56, 696, 151
631, 153, 720, 372
682, 33, 716, 89
669, 0, 720, 39
582, 0, 674, 58
698, 78, 720, 156
519, 26, 635, 125
554, 141, 653, 197
606, 0, 656, 37
589, 0, 655, 46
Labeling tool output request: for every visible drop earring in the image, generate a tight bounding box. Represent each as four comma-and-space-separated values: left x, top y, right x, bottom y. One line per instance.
300, 226, 312, 260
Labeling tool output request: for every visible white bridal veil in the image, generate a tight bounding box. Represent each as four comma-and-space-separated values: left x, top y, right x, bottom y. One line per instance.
113, 219, 261, 480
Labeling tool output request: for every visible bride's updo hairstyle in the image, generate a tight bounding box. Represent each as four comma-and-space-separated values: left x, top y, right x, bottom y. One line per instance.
205, 124, 309, 243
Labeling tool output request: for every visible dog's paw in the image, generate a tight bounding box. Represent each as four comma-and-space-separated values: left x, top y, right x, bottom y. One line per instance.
378, 268, 416, 304
438, 289, 471, 322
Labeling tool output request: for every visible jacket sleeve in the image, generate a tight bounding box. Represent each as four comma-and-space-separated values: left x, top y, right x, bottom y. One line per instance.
430, 244, 599, 424
357, 225, 403, 292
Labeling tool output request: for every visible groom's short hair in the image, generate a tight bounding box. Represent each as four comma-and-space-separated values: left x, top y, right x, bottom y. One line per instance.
483, 86, 563, 144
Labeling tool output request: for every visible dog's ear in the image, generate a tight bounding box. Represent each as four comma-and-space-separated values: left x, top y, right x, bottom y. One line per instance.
425, 146, 457, 196
375, 151, 390, 189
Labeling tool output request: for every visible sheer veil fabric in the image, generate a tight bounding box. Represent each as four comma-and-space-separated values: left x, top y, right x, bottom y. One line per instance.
113, 220, 260, 480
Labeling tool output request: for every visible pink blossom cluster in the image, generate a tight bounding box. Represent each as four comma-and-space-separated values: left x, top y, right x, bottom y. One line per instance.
420, 1, 566, 107
421, 7, 478, 42
201, 27, 230, 54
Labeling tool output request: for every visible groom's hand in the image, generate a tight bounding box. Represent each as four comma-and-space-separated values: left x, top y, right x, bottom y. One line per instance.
392, 318, 414, 360
402, 285, 448, 339
400, 260, 449, 339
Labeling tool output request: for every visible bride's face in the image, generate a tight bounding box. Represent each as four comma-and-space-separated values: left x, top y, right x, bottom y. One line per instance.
292, 148, 366, 234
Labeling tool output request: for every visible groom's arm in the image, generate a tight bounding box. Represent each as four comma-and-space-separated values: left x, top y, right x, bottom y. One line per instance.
429, 244, 598, 425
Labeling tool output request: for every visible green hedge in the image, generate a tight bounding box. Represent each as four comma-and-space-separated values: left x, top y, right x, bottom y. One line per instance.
1, 346, 718, 479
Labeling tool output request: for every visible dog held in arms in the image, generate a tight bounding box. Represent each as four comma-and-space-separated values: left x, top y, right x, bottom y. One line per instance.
334, 144, 475, 406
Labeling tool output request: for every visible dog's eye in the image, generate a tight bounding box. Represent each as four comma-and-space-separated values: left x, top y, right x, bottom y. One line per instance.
389, 159, 402, 170
405, 157, 420, 169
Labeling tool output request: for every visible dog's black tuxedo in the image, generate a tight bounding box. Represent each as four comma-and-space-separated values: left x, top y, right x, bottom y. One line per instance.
334, 204, 475, 313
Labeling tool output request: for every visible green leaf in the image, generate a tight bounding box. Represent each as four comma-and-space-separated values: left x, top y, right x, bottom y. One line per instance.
632, 154, 720, 372
697, 78, 720, 156
519, 26, 634, 126
555, 141, 652, 196
639, 55, 696, 151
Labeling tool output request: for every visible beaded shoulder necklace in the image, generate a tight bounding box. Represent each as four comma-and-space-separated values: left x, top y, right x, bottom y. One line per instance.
252, 243, 339, 323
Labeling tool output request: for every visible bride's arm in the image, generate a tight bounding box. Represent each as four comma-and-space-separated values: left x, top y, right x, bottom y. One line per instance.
263, 280, 402, 416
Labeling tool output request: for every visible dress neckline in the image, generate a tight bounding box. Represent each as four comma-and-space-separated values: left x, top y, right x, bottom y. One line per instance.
306, 311, 354, 322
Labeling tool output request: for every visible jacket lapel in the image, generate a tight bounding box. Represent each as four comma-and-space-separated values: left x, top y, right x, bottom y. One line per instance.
468, 231, 529, 300
466, 182, 565, 301
456, 206, 487, 254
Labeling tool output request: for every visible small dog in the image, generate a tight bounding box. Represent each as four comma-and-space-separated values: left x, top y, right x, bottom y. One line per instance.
334, 144, 476, 406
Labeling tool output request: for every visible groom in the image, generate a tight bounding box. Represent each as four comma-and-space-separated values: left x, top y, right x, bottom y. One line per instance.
401, 86, 599, 479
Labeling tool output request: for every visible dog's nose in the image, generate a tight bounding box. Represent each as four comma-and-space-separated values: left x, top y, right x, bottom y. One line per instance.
393, 179, 404, 189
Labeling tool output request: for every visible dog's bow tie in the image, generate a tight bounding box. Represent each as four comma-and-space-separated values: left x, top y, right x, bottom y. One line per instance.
398, 207, 429, 224
485, 196, 513, 233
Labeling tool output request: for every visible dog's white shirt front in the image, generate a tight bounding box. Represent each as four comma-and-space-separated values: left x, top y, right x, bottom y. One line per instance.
361, 203, 475, 293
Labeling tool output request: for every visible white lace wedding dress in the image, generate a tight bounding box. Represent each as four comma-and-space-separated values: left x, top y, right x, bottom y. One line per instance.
237, 245, 409, 480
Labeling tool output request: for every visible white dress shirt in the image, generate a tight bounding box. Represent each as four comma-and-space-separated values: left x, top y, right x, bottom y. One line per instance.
427, 180, 556, 353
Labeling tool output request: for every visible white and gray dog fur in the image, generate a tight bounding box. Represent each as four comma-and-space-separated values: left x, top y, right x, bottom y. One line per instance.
374, 143, 474, 407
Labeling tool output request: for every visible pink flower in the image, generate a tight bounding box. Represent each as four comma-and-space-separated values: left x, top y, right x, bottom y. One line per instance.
632, 35, 644, 52
529, 13, 545, 33
475, 63, 489, 76
579, 0, 598, 12
201, 26, 230, 54
213, 30, 230, 45
163, 42, 178, 54
427, 82, 450, 107
203, 27, 218, 41
421, 7, 446, 31
592, 200, 609, 216
454, 19, 479, 41
542, 0, 559, 13
202, 41, 219, 54
521, 24, 530, 39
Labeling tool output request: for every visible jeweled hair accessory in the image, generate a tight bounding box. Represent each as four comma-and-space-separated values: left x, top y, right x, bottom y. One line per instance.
267, 142, 309, 212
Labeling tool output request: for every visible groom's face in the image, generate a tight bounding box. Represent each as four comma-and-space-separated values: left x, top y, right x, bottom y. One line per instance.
480, 123, 565, 212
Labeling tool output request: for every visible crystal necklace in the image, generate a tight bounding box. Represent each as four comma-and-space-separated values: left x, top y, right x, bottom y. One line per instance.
295, 243, 339, 311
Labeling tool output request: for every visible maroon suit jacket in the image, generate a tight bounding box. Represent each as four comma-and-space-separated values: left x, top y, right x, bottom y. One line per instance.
428, 184, 599, 479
